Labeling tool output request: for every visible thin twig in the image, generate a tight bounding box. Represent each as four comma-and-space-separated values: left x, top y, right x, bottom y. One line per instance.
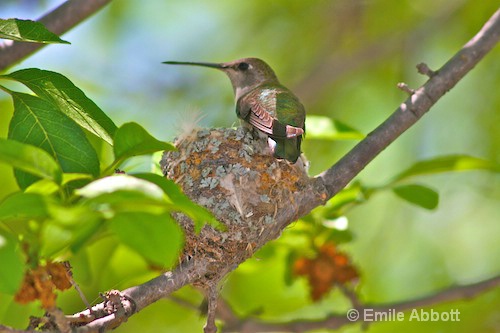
318, 8, 500, 199
416, 62, 437, 77
63, 7, 500, 332
63, 261, 93, 314
397, 82, 415, 95
338, 285, 362, 309
1, 6, 499, 333
3, 274, 492, 333
223, 275, 500, 333
204, 285, 220, 333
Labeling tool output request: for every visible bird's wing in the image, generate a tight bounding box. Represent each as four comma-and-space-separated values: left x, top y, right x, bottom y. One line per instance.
238, 90, 304, 139
247, 100, 275, 134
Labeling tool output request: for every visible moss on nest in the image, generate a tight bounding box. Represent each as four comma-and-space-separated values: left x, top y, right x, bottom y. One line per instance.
161, 127, 309, 283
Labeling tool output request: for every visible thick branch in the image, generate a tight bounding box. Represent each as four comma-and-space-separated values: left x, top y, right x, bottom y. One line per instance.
81, 8, 499, 332
74, 259, 208, 333
2, 7, 499, 333
2, 275, 497, 333
220, 275, 500, 332
122, 258, 208, 312
0, 260, 209, 333
318, 8, 500, 199
0, 0, 112, 72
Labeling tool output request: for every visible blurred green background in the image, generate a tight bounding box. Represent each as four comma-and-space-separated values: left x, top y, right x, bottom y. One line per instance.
0, 1, 499, 332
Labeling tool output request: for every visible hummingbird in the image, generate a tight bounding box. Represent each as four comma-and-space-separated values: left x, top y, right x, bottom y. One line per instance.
163, 58, 305, 163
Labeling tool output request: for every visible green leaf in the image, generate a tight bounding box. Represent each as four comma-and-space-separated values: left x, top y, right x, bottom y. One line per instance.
77, 174, 164, 200
78, 174, 222, 232
62, 173, 93, 185
112, 123, 175, 167
324, 228, 354, 244
77, 175, 169, 216
392, 155, 500, 183
0, 18, 69, 44
0, 138, 62, 185
25, 179, 60, 195
24, 174, 93, 196
0, 192, 49, 222
69, 218, 102, 253
322, 182, 365, 218
70, 250, 93, 284
0, 232, 24, 294
133, 173, 190, 202
305, 115, 365, 140
24, 172, 90, 195
4, 69, 116, 145
7, 92, 99, 189
133, 173, 222, 232
109, 212, 183, 267
40, 223, 73, 258
39, 205, 103, 258
392, 184, 439, 210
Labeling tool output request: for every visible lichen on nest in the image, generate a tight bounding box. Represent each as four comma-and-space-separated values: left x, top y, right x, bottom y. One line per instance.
161, 127, 310, 280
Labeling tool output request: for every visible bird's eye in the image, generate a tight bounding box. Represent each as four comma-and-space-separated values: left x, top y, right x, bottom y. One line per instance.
237, 62, 249, 71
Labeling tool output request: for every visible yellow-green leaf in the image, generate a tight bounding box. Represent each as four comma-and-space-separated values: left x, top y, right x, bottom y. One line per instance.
0, 18, 69, 44
0, 138, 62, 185
393, 184, 439, 210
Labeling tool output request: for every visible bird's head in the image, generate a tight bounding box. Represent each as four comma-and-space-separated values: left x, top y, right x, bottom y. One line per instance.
163, 57, 279, 99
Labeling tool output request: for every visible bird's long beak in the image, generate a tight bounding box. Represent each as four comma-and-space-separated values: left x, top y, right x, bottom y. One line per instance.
162, 61, 227, 69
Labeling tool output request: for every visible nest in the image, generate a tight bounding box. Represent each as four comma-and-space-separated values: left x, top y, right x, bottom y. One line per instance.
161, 127, 310, 284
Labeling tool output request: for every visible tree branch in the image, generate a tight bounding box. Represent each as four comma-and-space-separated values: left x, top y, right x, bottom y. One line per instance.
2, 7, 499, 333
0, 0, 112, 72
76, 8, 499, 332
0, 260, 208, 333
72, 259, 208, 333
219, 275, 500, 332
318, 8, 500, 199
2, 275, 497, 333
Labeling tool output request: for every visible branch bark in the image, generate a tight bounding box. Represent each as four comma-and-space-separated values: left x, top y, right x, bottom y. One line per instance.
318, 7, 500, 198
220, 275, 500, 332
72, 7, 500, 332
0, 0, 112, 72
2, 6, 499, 333
1, 275, 497, 333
